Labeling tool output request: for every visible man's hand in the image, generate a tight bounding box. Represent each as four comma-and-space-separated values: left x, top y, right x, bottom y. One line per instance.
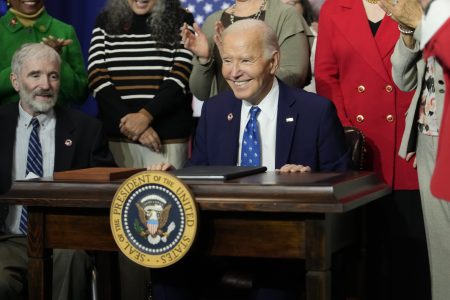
119, 109, 152, 140
147, 162, 174, 171
278, 164, 312, 173
138, 127, 162, 153
42, 35, 72, 54
181, 22, 211, 64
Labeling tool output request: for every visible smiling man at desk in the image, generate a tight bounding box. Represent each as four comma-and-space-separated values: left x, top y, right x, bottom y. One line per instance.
152, 19, 350, 174
0, 43, 114, 300
149, 19, 351, 300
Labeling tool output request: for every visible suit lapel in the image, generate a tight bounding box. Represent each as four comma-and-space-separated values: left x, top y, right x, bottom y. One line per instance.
275, 81, 298, 168
333, 0, 390, 81
2, 104, 20, 180
227, 96, 242, 165
375, 17, 399, 64
53, 106, 75, 171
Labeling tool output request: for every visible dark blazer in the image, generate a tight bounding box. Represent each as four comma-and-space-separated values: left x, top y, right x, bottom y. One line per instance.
190, 79, 351, 171
0, 103, 115, 196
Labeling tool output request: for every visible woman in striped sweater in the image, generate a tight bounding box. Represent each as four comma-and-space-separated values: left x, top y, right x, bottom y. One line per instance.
88, 0, 194, 169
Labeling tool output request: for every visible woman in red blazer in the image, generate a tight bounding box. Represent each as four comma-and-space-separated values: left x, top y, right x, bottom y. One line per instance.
315, 0, 429, 299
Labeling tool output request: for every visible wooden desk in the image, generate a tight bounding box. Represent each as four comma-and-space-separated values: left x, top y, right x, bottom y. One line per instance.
0, 171, 390, 300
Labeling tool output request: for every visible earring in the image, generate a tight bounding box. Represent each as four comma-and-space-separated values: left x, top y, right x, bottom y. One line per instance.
7, 1, 11, 7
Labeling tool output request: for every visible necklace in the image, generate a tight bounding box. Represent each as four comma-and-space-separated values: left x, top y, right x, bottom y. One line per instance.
230, 0, 267, 24
365, 0, 379, 4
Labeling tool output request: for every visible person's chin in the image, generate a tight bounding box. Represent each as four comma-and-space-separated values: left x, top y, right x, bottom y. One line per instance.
31, 98, 56, 112
229, 81, 254, 100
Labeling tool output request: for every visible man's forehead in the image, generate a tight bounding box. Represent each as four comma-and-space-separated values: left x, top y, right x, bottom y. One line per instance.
21, 58, 59, 72
222, 34, 261, 54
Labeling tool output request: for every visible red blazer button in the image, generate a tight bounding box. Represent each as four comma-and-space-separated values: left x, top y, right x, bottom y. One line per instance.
357, 85, 366, 93
386, 114, 394, 122
356, 115, 365, 122
385, 85, 393, 93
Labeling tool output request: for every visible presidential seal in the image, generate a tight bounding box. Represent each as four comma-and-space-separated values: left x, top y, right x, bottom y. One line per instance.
110, 171, 198, 268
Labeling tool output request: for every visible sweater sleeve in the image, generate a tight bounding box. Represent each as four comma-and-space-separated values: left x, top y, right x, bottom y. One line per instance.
87, 17, 134, 133
188, 11, 220, 101
0, 65, 15, 103
273, 7, 311, 88
143, 12, 195, 118
391, 24, 422, 92
58, 25, 89, 106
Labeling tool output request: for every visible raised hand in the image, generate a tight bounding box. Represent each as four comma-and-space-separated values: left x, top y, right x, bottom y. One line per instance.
379, 0, 424, 29
181, 22, 211, 64
42, 35, 72, 54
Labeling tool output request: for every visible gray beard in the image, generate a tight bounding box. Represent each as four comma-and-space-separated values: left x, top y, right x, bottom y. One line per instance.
19, 89, 57, 114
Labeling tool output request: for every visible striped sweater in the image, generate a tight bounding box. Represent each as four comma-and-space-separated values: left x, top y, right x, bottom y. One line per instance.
87, 10, 194, 140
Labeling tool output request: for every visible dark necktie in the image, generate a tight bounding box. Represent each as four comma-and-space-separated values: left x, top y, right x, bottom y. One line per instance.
20, 118, 43, 234
240, 106, 261, 167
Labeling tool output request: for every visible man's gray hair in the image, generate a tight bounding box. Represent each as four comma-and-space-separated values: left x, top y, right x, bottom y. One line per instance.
11, 43, 61, 75
223, 19, 280, 59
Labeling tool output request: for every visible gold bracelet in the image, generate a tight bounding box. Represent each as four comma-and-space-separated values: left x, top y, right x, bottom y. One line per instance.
398, 24, 414, 35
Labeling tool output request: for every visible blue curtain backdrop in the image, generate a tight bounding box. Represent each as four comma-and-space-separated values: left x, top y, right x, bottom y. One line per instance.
1, 0, 227, 115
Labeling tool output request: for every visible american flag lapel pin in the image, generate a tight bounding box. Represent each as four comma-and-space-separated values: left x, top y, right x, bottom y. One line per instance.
64, 139, 73, 147
227, 113, 233, 121
286, 117, 294, 122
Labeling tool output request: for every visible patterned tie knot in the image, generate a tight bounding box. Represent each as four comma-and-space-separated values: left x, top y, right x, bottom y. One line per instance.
30, 117, 40, 129
249, 106, 261, 121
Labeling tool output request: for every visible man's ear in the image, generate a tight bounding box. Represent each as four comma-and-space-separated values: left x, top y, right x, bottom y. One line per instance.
269, 50, 280, 75
10, 73, 20, 92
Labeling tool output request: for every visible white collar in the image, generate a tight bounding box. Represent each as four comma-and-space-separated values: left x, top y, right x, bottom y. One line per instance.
241, 78, 278, 122
18, 102, 55, 129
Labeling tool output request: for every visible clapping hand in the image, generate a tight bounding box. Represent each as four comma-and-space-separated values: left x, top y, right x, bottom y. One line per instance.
42, 35, 72, 54
181, 22, 211, 64
378, 0, 424, 29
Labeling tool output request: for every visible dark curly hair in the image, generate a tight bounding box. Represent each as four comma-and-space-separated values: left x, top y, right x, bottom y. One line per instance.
101, 0, 184, 46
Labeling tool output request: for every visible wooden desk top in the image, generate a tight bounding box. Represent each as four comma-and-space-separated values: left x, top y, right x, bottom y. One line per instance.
0, 171, 390, 214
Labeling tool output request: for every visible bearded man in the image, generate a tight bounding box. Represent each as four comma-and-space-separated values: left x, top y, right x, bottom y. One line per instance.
0, 43, 114, 300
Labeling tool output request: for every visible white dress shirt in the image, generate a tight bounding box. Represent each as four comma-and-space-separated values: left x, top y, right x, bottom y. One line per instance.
5, 103, 56, 234
238, 78, 279, 171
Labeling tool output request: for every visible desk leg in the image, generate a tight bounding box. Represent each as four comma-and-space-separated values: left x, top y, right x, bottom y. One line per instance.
305, 219, 331, 300
27, 209, 53, 300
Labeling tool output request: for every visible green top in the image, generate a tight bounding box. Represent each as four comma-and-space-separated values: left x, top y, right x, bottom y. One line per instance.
0, 9, 88, 106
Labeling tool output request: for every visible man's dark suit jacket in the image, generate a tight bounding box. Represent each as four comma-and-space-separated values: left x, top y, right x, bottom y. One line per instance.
0, 102, 115, 197
190, 79, 351, 171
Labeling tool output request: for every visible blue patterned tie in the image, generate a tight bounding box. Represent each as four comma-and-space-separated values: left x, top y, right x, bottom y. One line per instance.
20, 118, 43, 234
240, 106, 261, 167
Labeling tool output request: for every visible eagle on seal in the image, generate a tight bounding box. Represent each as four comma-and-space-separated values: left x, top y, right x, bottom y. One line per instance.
136, 201, 172, 237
